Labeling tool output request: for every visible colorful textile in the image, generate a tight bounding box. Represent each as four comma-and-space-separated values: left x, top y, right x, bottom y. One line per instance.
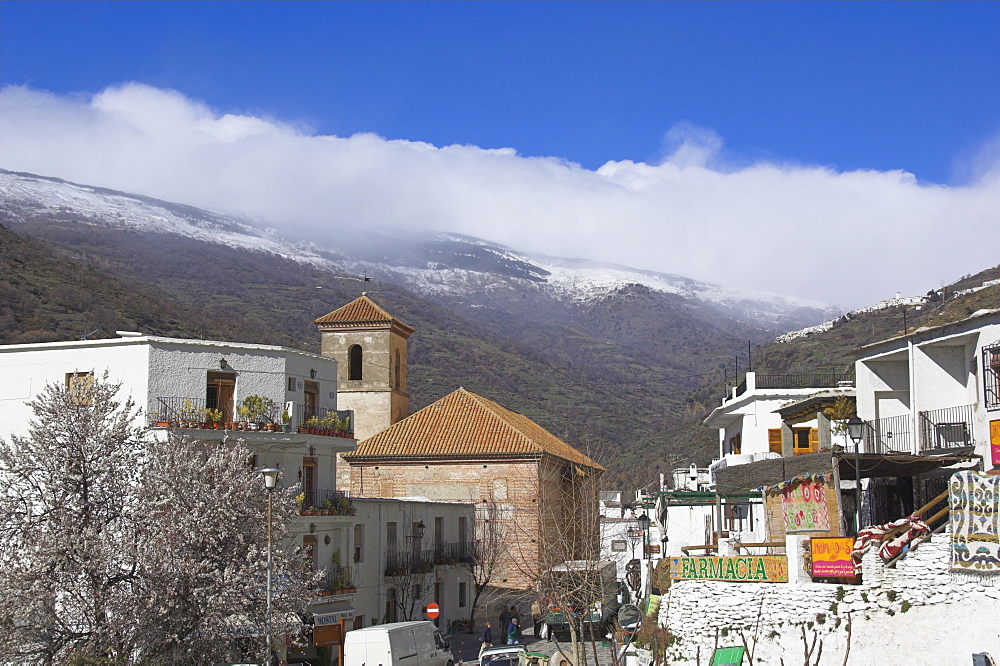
950, 471, 1000, 582
780, 477, 831, 533
850, 515, 929, 573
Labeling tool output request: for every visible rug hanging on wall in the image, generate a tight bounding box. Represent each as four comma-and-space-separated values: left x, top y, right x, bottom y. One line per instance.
950, 470, 1000, 583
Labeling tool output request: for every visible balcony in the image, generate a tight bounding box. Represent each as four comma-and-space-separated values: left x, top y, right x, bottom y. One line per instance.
732, 372, 854, 399
149, 396, 353, 439
385, 549, 435, 576
384, 545, 470, 576
300, 489, 354, 516
918, 405, 975, 454
318, 564, 357, 595
860, 414, 913, 454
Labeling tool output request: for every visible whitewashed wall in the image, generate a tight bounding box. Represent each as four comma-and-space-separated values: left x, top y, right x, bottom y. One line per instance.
659, 533, 1000, 664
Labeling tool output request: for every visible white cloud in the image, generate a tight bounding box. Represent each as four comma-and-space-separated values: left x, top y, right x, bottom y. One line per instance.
2, 82, 999, 310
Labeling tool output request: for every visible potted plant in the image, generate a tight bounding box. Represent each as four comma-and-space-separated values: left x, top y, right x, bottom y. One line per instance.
203, 407, 223, 429
296, 492, 305, 514
236, 405, 250, 430
179, 399, 200, 428
150, 411, 172, 428
281, 409, 291, 432
240, 395, 274, 430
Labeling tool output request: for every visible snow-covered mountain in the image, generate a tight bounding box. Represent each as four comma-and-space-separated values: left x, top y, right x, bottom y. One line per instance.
0, 168, 838, 332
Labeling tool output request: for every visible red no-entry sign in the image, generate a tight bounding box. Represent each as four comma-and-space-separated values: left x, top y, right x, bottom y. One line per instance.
426, 603, 440, 619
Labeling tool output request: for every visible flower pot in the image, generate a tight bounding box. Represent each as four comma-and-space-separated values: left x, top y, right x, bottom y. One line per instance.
154, 421, 172, 428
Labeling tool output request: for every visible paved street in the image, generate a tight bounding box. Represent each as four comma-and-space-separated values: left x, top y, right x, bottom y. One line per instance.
448, 630, 620, 666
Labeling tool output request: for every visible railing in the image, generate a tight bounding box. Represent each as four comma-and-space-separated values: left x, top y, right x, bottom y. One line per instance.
300, 489, 354, 516
984, 343, 1000, 410
918, 404, 974, 452
732, 372, 854, 399
433, 542, 472, 565
754, 373, 854, 390
293, 403, 354, 437
319, 564, 357, 593
150, 395, 286, 430
861, 415, 913, 454
385, 549, 436, 576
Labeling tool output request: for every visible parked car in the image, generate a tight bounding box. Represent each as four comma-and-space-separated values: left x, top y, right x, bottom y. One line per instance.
480, 644, 526, 666
344, 621, 453, 666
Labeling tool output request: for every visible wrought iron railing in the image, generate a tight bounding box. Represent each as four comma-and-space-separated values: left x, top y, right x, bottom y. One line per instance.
861, 415, 913, 454
754, 373, 855, 390
300, 489, 354, 515
293, 404, 354, 436
918, 404, 974, 452
732, 372, 854, 399
319, 564, 357, 593
384, 549, 436, 576
984, 342, 1000, 410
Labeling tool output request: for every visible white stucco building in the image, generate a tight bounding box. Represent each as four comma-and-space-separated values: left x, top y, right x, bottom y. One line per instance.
0, 332, 473, 665
855, 307, 1000, 466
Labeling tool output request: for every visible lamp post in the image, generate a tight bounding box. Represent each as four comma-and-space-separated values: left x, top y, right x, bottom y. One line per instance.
846, 416, 865, 535
636, 513, 651, 596
260, 467, 280, 664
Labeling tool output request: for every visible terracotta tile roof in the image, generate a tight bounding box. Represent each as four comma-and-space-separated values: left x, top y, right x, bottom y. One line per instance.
314, 294, 414, 335
344, 388, 604, 470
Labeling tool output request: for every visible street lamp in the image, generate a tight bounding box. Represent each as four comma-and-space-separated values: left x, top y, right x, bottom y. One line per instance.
636, 513, 651, 558
260, 467, 280, 664
846, 416, 865, 535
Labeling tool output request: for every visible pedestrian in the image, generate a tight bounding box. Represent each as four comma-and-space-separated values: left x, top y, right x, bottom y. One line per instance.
509, 605, 520, 626
499, 607, 511, 637
507, 617, 522, 645
479, 622, 493, 659
531, 599, 543, 637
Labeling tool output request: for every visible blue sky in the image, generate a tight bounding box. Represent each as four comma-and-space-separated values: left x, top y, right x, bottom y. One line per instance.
2, 2, 1000, 308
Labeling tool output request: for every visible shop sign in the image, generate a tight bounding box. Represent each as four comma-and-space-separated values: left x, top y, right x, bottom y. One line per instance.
990, 420, 1000, 467
669, 556, 788, 582
781, 476, 831, 533
313, 622, 343, 648
810, 537, 855, 577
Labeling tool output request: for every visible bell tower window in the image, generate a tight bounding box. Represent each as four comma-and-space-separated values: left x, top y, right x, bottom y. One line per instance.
348, 344, 363, 380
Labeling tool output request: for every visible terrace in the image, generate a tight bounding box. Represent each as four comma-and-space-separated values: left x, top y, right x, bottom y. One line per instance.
731, 371, 855, 400
149, 395, 353, 438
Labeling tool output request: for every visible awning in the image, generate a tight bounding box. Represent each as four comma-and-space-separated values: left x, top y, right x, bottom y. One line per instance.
312, 601, 356, 625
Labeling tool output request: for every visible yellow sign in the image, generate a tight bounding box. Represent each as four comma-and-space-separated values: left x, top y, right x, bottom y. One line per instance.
669, 556, 788, 582
810, 537, 855, 577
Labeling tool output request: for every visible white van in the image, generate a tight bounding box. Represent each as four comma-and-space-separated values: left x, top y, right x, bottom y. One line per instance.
343, 621, 454, 666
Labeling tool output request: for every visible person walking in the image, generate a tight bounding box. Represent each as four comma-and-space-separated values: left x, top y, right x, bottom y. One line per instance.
478, 622, 493, 659
498, 607, 511, 638
530, 600, 543, 637
506, 617, 522, 645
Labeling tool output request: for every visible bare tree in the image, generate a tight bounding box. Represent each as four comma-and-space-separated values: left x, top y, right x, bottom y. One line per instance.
510, 461, 608, 666
462, 500, 509, 628
0, 376, 314, 664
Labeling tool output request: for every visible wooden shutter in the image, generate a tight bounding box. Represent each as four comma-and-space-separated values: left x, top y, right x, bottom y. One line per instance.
808, 428, 819, 454
768, 429, 783, 454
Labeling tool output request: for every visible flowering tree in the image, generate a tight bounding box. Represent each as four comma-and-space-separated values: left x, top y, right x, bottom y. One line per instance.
0, 376, 313, 664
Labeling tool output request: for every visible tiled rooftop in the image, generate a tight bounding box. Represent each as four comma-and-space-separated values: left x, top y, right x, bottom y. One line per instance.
344, 387, 604, 470
314, 294, 414, 334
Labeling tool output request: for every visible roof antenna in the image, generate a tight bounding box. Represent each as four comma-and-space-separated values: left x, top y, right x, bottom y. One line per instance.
80, 329, 100, 340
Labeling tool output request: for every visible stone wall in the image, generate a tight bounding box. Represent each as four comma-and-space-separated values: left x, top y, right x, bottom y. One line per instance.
658, 532, 1000, 664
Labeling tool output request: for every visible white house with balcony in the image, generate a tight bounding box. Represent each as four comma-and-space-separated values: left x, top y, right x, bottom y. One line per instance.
0, 334, 359, 653
855, 308, 1000, 467
704, 370, 855, 479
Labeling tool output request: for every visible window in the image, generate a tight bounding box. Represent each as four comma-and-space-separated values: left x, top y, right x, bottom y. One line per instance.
354, 524, 364, 563
348, 345, 363, 380
302, 457, 316, 509
611, 540, 628, 552
434, 516, 444, 552
458, 516, 468, 559
768, 429, 783, 454
207, 372, 235, 422
385, 588, 398, 623
287, 377, 297, 392
303, 381, 318, 421
387, 522, 397, 550
394, 349, 401, 389
353, 616, 365, 631
459, 582, 467, 607
303, 535, 318, 571
793, 428, 818, 455
725, 432, 742, 455
66, 371, 94, 405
